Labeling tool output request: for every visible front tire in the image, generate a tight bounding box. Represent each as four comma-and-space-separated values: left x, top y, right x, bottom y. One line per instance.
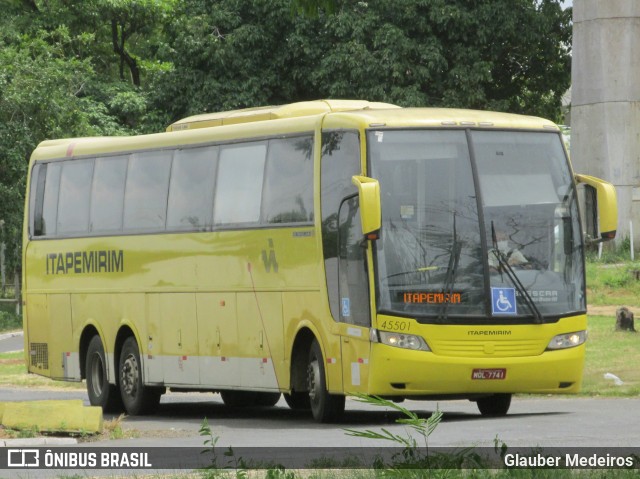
119, 336, 162, 415
307, 339, 345, 423
85, 335, 123, 413
476, 393, 512, 416
284, 392, 311, 410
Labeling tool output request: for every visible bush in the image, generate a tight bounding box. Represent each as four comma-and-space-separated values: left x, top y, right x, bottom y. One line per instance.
0, 310, 22, 332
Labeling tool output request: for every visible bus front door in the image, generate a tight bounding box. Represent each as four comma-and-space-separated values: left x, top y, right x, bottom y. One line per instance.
337, 196, 372, 394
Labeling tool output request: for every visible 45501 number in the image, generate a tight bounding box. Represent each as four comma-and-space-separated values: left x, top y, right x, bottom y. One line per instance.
379, 320, 411, 332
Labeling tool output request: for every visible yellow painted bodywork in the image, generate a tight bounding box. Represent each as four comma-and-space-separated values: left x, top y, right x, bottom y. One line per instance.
22, 100, 592, 400
367, 314, 586, 396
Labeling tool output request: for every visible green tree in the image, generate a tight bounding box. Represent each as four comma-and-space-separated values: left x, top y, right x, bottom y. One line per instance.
155, 0, 571, 123
0, 12, 133, 272
153, 0, 300, 121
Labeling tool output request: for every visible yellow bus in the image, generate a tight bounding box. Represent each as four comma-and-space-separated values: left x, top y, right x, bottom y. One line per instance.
22, 100, 617, 422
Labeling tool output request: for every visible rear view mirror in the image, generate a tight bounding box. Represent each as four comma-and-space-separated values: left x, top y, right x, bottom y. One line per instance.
351, 176, 381, 236
575, 174, 617, 242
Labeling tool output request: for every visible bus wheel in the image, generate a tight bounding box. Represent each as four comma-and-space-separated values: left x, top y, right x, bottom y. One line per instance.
476, 393, 512, 416
284, 392, 310, 410
307, 339, 345, 423
221, 391, 281, 407
86, 335, 123, 412
119, 337, 162, 415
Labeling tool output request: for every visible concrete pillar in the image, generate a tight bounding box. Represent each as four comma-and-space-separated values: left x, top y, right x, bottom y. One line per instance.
571, 0, 640, 246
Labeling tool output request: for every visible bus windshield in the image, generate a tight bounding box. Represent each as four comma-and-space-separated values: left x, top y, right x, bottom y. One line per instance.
369, 129, 584, 323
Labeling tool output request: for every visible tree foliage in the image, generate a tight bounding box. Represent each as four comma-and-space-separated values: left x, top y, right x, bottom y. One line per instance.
0, 0, 572, 273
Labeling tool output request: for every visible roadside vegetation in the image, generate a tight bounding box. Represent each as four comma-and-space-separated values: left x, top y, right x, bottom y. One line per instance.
0, 302, 21, 332
586, 260, 640, 307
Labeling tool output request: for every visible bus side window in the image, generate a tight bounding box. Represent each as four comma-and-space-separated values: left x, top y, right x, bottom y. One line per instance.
214, 142, 267, 225
57, 159, 94, 236
338, 196, 370, 326
31, 163, 47, 237
167, 146, 218, 231
41, 162, 62, 237
90, 156, 128, 233
123, 151, 173, 232
262, 136, 314, 224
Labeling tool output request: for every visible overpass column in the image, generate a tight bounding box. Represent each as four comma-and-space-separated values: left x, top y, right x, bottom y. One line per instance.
571, 0, 640, 245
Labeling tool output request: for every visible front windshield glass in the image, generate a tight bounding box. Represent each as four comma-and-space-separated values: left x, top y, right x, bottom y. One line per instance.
369, 129, 584, 323
370, 130, 485, 319
473, 130, 584, 318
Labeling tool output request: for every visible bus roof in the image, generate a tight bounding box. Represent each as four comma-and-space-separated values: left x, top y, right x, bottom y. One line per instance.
165, 99, 400, 131
166, 99, 559, 133
326, 107, 560, 131
31, 100, 559, 162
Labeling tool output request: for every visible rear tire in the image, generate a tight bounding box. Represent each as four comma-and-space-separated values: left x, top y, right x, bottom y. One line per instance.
307, 339, 345, 423
476, 393, 512, 416
119, 336, 162, 415
85, 335, 123, 413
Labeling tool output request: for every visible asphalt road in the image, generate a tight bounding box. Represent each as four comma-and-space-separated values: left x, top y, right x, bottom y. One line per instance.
1, 385, 638, 449
120, 394, 640, 448
0, 332, 23, 353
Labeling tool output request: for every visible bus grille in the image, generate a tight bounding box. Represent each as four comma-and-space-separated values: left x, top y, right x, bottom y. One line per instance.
433, 339, 544, 358
30, 343, 49, 369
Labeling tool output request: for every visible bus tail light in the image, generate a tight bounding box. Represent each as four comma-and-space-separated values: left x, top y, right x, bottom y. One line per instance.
372, 329, 431, 352
546, 331, 587, 350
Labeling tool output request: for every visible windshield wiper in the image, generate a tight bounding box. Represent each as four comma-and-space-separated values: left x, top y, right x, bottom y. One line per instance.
490, 222, 543, 324
438, 214, 461, 323
383, 266, 439, 282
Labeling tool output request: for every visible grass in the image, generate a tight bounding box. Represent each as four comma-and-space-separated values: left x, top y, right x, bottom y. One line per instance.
582, 315, 640, 396
581, 259, 640, 395
585, 260, 640, 305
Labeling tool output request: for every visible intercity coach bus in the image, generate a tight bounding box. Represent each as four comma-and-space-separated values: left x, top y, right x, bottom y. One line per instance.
22, 100, 617, 422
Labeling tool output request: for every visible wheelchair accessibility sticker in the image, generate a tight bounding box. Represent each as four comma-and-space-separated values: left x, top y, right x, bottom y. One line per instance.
491, 287, 517, 315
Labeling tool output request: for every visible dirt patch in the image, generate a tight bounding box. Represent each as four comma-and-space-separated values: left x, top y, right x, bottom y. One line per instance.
588, 305, 636, 317
0, 359, 23, 365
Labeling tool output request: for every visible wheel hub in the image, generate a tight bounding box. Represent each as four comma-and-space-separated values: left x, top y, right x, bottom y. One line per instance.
307, 360, 320, 403
121, 354, 139, 397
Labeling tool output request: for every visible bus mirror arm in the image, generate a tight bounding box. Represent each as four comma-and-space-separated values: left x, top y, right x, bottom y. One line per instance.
584, 233, 603, 246
352, 175, 382, 237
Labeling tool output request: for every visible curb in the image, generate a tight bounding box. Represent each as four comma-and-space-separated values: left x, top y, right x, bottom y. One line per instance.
1, 437, 78, 446
1, 400, 103, 436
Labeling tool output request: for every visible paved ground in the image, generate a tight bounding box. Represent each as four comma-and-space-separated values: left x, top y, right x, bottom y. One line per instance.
0, 331, 23, 353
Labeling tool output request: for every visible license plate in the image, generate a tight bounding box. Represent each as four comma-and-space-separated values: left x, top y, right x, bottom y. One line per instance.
472, 368, 506, 380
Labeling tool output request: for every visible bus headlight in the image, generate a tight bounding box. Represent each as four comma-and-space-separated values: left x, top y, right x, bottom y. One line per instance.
546, 331, 587, 350
374, 330, 431, 352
